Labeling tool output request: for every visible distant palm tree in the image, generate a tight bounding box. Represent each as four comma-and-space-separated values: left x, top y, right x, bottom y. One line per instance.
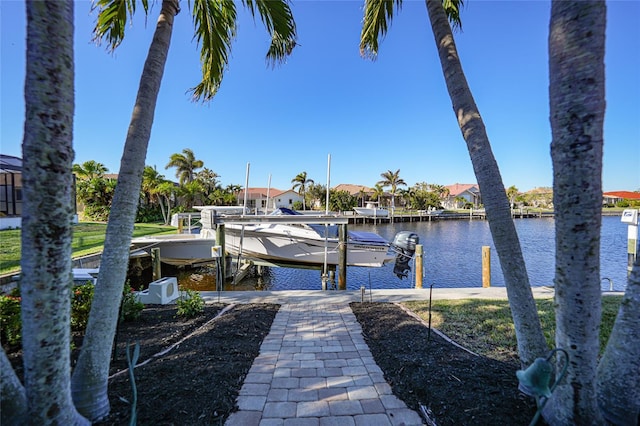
291, 171, 314, 210
377, 169, 406, 210
72, 160, 108, 180
371, 183, 385, 206
142, 165, 172, 224
166, 148, 204, 185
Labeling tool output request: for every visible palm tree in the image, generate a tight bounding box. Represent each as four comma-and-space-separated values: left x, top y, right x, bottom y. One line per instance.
360, 1, 547, 365
1, 1, 88, 423
72, 160, 108, 180
371, 183, 385, 206
166, 148, 204, 185
70, 0, 297, 420
377, 169, 406, 211
142, 165, 173, 224
506, 185, 519, 210
291, 171, 314, 210
546, 2, 640, 422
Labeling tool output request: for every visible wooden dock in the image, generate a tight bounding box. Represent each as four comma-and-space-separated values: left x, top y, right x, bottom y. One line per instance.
347, 209, 556, 224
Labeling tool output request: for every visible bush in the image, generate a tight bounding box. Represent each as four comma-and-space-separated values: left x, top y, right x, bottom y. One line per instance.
120, 281, 144, 322
0, 290, 22, 347
71, 281, 95, 331
176, 289, 204, 319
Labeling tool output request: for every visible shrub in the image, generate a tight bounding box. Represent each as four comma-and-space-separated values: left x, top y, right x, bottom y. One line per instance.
71, 281, 95, 331
0, 290, 22, 347
176, 289, 204, 319
120, 282, 144, 322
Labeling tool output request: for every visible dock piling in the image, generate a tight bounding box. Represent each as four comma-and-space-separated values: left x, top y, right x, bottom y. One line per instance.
482, 246, 491, 288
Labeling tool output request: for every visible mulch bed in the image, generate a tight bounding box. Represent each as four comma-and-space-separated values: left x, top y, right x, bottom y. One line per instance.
5, 301, 538, 425
350, 302, 538, 425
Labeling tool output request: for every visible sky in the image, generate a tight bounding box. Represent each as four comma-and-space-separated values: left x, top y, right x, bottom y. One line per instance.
1, 0, 639, 193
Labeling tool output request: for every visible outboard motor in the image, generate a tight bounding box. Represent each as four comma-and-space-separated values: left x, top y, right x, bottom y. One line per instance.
391, 231, 419, 279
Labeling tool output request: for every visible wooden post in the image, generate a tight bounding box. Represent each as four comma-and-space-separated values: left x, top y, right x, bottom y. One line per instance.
151, 247, 161, 281
177, 218, 183, 234
338, 224, 347, 290
482, 246, 491, 288
415, 244, 424, 289
216, 224, 226, 283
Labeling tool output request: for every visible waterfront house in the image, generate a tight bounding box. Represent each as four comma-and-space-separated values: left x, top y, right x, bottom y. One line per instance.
603, 191, 640, 206
237, 187, 303, 213
443, 183, 482, 209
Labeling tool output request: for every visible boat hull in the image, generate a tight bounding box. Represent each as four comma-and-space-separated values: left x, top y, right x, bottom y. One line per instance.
223, 225, 392, 267
353, 207, 389, 218
130, 234, 218, 266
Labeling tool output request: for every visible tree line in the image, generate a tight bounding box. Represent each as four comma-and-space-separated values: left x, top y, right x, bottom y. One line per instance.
75, 155, 556, 223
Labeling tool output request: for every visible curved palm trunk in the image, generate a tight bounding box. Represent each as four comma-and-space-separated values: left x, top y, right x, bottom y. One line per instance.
545, 2, 606, 423
424, 0, 548, 365
1, 348, 26, 425
18, 1, 88, 424
70, 0, 179, 420
597, 256, 640, 424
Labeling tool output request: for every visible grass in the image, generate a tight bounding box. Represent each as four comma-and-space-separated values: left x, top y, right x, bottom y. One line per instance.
403, 296, 623, 362
0, 222, 176, 275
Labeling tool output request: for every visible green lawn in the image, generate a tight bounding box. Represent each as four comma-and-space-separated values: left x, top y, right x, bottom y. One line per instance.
403, 296, 623, 362
0, 222, 176, 275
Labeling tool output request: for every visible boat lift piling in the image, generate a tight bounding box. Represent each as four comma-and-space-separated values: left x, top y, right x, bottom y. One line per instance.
338, 223, 347, 290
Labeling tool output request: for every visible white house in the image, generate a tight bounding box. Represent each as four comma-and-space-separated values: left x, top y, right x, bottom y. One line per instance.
237, 187, 303, 213
443, 183, 482, 209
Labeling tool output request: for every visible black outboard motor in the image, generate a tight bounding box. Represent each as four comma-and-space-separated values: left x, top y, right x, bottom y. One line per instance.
391, 231, 419, 279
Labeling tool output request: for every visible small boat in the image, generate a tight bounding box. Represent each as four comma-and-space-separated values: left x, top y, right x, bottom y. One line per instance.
203, 207, 408, 269
353, 202, 388, 218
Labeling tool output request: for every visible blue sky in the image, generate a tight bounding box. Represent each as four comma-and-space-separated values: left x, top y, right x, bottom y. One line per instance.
1, 0, 639, 193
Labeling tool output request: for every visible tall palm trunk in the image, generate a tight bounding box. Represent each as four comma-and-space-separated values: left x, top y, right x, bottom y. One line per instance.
18, 1, 88, 424
70, 0, 179, 420
545, 2, 606, 423
424, 0, 548, 365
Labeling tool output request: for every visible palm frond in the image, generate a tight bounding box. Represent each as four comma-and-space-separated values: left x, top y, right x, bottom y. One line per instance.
190, 0, 238, 102
360, 0, 401, 60
244, 0, 298, 67
91, 0, 149, 51
442, 0, 464, 31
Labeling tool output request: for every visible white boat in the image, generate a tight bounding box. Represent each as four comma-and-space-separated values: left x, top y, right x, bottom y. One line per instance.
131, 206, 250, 265
201, 207, 395, 268
130, 233, 218, 266
353, 202, 388, 218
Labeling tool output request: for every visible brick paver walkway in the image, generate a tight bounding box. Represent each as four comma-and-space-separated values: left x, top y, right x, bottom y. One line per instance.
225, 303, 424, 426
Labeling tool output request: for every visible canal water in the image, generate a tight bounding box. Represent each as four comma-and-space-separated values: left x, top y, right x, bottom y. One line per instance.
178, 215, 630, 292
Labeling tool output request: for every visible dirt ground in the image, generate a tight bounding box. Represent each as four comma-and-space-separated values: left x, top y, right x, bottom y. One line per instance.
5, 302, 538, 425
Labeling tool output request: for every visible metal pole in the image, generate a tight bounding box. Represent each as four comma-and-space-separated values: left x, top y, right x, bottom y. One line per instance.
216, 224, 226, 285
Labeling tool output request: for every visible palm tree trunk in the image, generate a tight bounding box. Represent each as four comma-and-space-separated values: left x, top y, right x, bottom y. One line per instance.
19, 1, 88, 424
70, 0, 179, 420
544, 2, 606, 423
1, 349, 26, 425
424, 0, 548, 365
597, 257, 640, 424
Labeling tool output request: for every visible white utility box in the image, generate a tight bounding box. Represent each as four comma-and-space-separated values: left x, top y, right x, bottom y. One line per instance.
136, 277, 179, 305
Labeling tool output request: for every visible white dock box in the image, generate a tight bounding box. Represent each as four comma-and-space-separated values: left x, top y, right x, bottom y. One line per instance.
136, 277, 179, 305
